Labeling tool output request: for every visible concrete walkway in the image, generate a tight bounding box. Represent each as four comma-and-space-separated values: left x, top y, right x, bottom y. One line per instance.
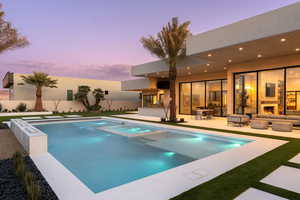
289, 153, 300, 163
0, 129, 25, 159
261, 166, 300, 194
235, 188, 287, 200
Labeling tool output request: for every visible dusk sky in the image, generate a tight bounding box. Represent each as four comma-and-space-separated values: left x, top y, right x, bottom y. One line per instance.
1, 0, 299, 85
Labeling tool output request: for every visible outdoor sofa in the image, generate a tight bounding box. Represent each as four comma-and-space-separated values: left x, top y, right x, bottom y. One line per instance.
252, 114, 300, 126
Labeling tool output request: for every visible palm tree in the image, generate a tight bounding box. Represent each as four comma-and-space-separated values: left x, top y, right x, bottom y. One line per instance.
141, 17, 190, 121
21, 72, 58, 111
0, 4, 29, 54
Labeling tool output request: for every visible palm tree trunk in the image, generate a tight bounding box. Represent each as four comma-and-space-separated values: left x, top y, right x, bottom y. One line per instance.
169, 60, 177, 122
35, 86, 44, 111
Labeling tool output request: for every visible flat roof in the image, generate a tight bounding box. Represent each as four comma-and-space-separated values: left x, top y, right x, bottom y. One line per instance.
187, 2, 300, 55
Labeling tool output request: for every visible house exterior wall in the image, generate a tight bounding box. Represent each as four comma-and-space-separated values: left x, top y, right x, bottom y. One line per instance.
10, 73, 139, 102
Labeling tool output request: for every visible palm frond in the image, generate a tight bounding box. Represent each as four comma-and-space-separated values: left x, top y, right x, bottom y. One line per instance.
140, 17, 190, 64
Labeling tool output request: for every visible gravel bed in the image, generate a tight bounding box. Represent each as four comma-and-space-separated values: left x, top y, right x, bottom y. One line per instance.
0, 156, 58, 200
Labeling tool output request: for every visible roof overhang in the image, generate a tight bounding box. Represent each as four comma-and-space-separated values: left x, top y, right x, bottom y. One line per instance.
187, 2, 300, 55
131, 2, 300, 78
131, 55, 207, 77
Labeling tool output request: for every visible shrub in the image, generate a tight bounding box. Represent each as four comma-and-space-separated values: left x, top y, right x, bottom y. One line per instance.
16, 103, 27, 112
12, 152, 41, 200
13, 152, 26, 179
25, 172, 40, 200
0, 103, 2, 112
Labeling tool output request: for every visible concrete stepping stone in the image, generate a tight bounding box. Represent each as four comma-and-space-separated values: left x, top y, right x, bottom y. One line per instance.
261, 166, 300, 193
289, 153, 300, 164
235, 188, 287, 200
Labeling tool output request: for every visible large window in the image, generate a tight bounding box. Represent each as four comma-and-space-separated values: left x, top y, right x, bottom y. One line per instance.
206, 80, 222, 116
179, 79, 227, 116
179, 83, 191, 114
235, 72, 257, 114
258, 69, 284, 115
191, 82, 205, 114
234, 66, 300, 115
286, 67, 300, 115
222, 80, 227, 116
143, 95, 157, 107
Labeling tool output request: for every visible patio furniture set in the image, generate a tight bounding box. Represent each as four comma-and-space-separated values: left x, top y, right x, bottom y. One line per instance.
227, 114, 300, 132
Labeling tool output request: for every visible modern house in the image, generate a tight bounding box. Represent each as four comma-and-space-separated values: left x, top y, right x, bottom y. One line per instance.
122, 2, 300, 118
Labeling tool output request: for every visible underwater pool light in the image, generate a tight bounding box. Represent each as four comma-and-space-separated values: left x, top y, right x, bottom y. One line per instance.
164, 152, 176, 157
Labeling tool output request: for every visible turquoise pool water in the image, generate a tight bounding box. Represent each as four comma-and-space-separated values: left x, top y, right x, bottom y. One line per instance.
34, 119, 252, 193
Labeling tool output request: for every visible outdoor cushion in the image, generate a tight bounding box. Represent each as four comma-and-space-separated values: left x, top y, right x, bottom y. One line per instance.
250, 120, 269, 129
272, 122, 293, 132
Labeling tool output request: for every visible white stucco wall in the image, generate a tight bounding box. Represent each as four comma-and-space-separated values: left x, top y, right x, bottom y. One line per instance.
10, 73, 139, 102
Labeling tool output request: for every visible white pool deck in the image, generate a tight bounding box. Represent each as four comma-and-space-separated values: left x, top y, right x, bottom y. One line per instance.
30, 117, 288, 200
112, 114, 300, 139
235, 188, 288, 200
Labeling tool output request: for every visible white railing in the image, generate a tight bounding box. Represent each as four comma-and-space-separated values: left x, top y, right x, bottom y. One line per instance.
10, 119, 48, 156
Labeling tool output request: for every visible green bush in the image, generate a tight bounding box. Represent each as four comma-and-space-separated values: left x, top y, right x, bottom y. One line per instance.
16, 103, 27, 112
0, 103, 2, 112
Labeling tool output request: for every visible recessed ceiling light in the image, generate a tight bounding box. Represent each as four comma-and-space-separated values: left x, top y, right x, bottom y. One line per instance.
204, 69, 207, 73
228, 59, 232, 63
186, 66, 190, 70
206, 63, 210, 66
257, 54, 262, 58
280, 38, 286, 42
296, 48, 300, 52
208, 54, 212, 57
238, 47, 243, 51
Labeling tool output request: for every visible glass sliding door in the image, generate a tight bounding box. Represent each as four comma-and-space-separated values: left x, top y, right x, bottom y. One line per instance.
206, 80, 222, 116
222, 80, 227, 116
286, 67, 300, 115
143, 95, 157, 107
258, 69, 284, 115
179, 83, 191, 114
235, 72, 257, 114
191, 82, 205, 114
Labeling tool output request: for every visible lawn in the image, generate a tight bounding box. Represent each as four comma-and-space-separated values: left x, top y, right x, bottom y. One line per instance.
112, 116, 300, 200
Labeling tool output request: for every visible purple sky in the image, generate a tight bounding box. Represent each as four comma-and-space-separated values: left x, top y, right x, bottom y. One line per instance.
1, 0, 299, 86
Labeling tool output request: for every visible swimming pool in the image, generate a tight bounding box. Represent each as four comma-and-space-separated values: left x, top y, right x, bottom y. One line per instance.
34, 119, 252, 193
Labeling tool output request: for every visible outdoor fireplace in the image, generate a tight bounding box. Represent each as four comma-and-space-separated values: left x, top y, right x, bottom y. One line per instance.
263, 106, 275, 114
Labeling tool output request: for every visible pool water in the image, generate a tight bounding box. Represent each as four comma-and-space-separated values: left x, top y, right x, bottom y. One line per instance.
34, 119, 252, 193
